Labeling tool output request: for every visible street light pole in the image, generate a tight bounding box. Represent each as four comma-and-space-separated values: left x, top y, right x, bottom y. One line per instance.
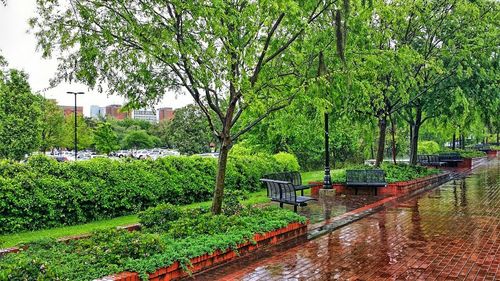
66, 91, 85, 161
318, 52, 332, 189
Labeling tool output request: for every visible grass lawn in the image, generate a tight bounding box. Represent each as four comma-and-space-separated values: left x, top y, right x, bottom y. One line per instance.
2, 169, 341, 248
302, 169, 346, 183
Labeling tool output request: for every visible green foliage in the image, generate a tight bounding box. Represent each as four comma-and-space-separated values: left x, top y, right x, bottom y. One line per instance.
93, 122, 120, 154
61, 114, 94, 150
159, 105, 216, 155
272, 152, 300, 172
0, 153, 297, 234
121, 130, 154, 149
222, 189, 248, 216
0, 68, 43, 160
0, 207, 305, 280
418, 141, 441, 155
39, 99, 65, 152
441, 149, 486, 158
381, 164, 441, 183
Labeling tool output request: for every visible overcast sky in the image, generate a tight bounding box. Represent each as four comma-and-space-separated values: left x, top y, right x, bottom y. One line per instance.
0, 1, 192, 116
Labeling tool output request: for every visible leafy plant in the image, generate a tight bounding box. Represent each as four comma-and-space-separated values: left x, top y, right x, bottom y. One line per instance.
0, 153, 298, 234
0, 207, 306, 281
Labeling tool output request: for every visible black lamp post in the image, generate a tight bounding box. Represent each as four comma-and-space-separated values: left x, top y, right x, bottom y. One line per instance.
66, 91, 85, 160
318, 52, 332, 189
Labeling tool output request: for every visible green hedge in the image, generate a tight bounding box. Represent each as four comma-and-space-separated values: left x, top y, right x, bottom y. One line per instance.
440, 149, 486, 158
0, 206, 306, 281
0, 153, 299, 234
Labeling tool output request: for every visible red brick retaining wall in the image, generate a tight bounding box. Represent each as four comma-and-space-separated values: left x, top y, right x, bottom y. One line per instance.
98, 222, 308, 281
310, 173, 449, 197
486, 150, 498, 158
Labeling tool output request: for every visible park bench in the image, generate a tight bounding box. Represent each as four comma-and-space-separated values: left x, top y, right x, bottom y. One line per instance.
417, 155, 430, 165
345, 169, 387, 196
418, 155, 445, 167
427, 155, 446, 167
262, 171, 312, 196
260, 179, 316, 212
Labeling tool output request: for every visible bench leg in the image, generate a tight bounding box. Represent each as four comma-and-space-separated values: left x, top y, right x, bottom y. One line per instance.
301, 190, 304, 196
294, 205, 297, 212
280, 202, 283, 208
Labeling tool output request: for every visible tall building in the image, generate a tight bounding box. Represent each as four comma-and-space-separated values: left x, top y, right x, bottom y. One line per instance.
158, 107, 175, 121
59, 105, 83, 117
105, 104, 129, 120
90, 105, 105, 119
132, 109, 157, 123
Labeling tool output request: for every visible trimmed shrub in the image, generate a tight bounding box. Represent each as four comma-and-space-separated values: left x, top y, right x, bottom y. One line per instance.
418, 141, 441, 154
0, 153, 297, 234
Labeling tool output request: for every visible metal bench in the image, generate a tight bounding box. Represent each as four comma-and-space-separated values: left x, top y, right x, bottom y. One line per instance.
438, 152, 463, 167
427, 155, 446, 167
346, 170, 387, 195
260, 179, 316, 212
262, 171, 312, 196
417, 155, 430, 165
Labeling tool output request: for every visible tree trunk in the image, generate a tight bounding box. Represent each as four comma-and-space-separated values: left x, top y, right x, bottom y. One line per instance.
211, 142, 231, 214
452, 133, 456, 150
409, 108, 422, 165
390, 115, 397, 164
375, 116, 387, 167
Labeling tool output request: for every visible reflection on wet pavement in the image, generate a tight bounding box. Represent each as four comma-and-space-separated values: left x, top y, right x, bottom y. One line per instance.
199, 159, 499, 280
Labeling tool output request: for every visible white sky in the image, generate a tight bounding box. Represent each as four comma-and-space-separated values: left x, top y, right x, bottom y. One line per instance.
0, 1, 192, 116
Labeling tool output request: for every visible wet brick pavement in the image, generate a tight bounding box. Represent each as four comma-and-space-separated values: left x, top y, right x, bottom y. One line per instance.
194, 159, 499, 280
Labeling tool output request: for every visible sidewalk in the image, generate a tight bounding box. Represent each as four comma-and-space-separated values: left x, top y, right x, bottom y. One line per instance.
193, 159, 499, 280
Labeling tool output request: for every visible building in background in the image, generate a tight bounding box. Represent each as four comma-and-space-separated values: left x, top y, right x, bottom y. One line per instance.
132, 109, 157, 123
90, 105, 105, 119
105, 104, 129, 120
59, 105, 83, 117
158, 107, 175, 121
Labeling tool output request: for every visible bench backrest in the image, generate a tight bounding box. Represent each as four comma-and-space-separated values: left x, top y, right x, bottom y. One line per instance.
428, 155, 441, 163
262, 171, 302, 185
417, 155, 429, 163
439, 152, 462, 161
346, 169, 386, 184
260, 179, 296, 202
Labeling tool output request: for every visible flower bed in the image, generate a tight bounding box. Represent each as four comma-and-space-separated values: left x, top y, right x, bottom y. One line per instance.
0, 207, 306, 281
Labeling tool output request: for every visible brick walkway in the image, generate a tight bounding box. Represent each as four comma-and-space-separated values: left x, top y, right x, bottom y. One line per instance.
194, 159, 499, 280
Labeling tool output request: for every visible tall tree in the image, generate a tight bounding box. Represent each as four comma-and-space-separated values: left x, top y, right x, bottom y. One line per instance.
93, 122, 120, 154
160, 105, 215, 155
0, 64, 43, 160
40, 98, 65, 153
32, 0, 336, 214
61, 114, 94, 150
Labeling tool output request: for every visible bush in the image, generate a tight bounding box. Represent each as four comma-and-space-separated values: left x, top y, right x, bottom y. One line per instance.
418, 141, 441, 154
440, 149, 486, 158
0, 152, 298, 234
0, 207, 306, 281
381, 163, 440, 183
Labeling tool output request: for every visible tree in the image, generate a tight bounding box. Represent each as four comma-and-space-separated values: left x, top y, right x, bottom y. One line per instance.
40, 98, 65, 153
122, 130, 154, 150
61, 114, 94, 150
0, 64, 43, 160
93, 122, 120, 154
32, 0, 336, 214
160, 105, 215, 155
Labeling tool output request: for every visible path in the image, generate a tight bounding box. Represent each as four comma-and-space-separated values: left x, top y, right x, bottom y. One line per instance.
196, 159, 499, 280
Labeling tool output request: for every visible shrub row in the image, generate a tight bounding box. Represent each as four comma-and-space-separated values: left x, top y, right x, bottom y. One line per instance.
326, 163, 441, 183
0, 206, 306, 281
0, 153, 299, 234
